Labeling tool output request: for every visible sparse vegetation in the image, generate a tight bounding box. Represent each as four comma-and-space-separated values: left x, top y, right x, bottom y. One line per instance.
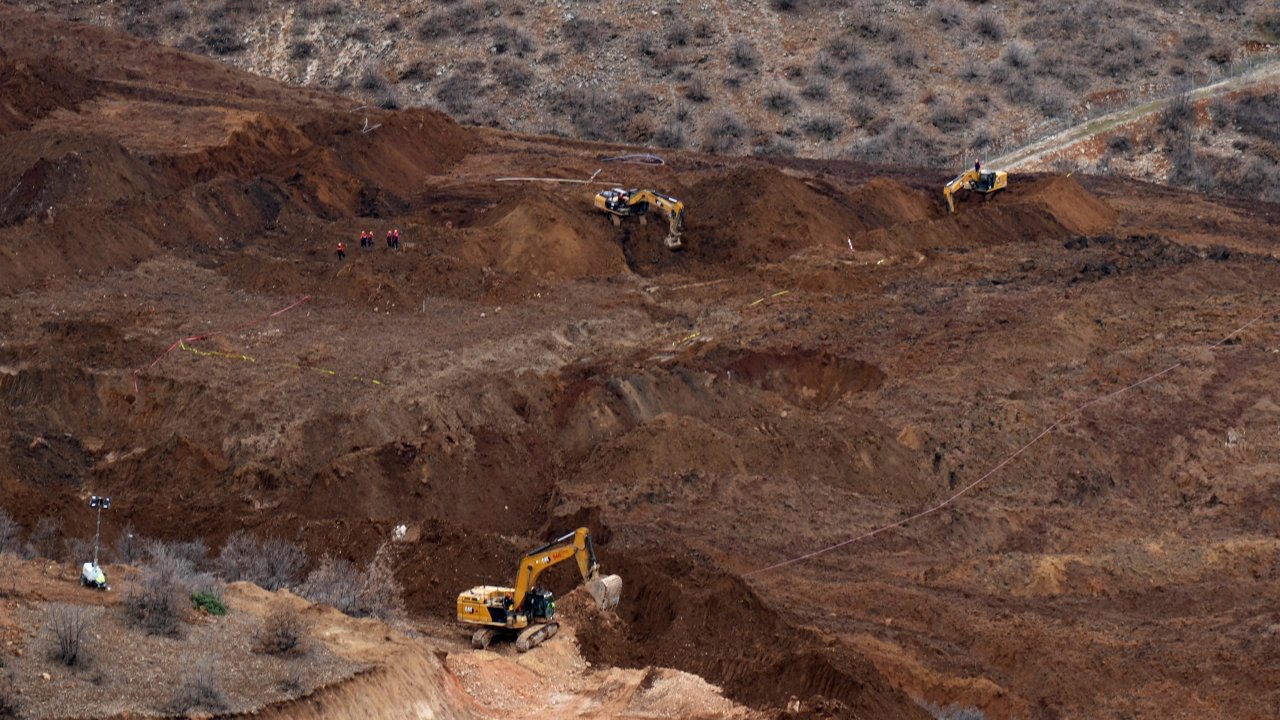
703, 110, 747, 154
0, 509, 19, 556
255, 604, 309, 656
300, 556, 361, 614
217, 531, 307, 592
164, 658, 230, 715
46, 603, 91, 667
125, 548, 187, 636
729, 39, 760, 70
191, 590, 227, 616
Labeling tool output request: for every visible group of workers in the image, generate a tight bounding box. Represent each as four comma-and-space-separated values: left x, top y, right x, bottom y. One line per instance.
337, 228, 401, 260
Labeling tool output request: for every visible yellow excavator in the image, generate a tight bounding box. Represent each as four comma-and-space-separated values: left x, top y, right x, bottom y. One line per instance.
594, 188, 686, 250
943, 163, 1008, 213
456, 527, 623, 652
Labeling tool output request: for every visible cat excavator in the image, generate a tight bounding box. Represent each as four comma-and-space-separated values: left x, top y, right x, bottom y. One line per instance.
943, 162, 1008, 213
456, 527, 623, 652
594, 188, 686, 250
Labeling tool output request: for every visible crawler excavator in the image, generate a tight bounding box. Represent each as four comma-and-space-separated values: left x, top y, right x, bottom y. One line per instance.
456, 527, 623, 652
594, 188, 686, 250
943, 163, 1008, 213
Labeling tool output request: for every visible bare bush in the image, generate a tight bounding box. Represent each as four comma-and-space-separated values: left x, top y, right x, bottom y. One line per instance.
892, 45, 919, 69
702, 111, 747, 155
1262, 11, 1280, 37
164, 658, 229, 715
61, 537, 92, 567
300, 557, 361, 615
357, 545, 405, 621
654, 122, 687, 149
1001, 41, 1033, 70
201, 22, 246, 55
686, 74, 709, 102
0, 509, 19, 556
931, 1, 968, 30
923, 702, 988, 720
729, 39, 760, 70
562, 18, 615, 53
490, 24, 535, 57
764, 90, 798, 116
436, 73, 483, 116
665, 24, 691, 48
802, 115, 844, 141
255, 605, 309, 656
418, 2, 484, 39
28, 517, 60, 563
800, 79, 830, 101
46, 603, 91, 666
360, 65, 387, 93
125, 551, 186, 636
843, 63, 897, 101
493, 59, 533, 91
930, 103, 971, 133
973, 8, 1004, 41
260, 538, 308, 591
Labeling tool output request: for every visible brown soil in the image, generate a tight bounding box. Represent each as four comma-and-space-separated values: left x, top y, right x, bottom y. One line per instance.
2, 7, 1280, 719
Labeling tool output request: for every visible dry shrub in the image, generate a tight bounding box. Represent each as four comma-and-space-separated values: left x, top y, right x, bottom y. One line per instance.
702, 111, 747, 155
46, 603, 91, 666
729, 39, 760, 70
764, 90, 798, 116
300, 557, 361, 615
0, 510, 19, 556
686, 74, 709, 102
357, 545, 405, 621
217, 531, 307, 591
125, 550, 186, 636
164, 658, 229, 715
301, 546, 404, 620
256, 604, 310, 656
973, 8, 1004, 41
27, 517, 60, 563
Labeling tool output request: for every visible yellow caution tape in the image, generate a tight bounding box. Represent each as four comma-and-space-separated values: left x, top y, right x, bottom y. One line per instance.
177, 340, 384, 386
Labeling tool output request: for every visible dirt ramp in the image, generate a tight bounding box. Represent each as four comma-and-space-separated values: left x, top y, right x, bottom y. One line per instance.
565, 552, 929, 718
468, 187, 627, 278
1017, 174, 1119, 236
845, 177, 939, 229
858, 174, 1118, 253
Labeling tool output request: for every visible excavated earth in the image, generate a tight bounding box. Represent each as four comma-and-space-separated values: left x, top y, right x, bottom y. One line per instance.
2, 7, 1280, 720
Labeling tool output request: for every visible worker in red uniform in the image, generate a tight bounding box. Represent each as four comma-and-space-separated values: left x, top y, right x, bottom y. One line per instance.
392, 228, 401, 249
336, 241, 346, 260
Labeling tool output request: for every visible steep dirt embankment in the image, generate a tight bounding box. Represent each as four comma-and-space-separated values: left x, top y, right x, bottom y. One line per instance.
856, 173, 1119, 252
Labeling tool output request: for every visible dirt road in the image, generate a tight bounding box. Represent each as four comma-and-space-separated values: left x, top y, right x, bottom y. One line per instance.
991, 55, 1280, 171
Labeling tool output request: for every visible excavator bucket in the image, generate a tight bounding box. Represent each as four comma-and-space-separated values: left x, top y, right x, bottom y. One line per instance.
586, 574, 623, 611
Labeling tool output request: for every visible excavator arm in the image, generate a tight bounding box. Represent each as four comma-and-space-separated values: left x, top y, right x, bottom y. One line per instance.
594, 188, 686, 250
510, 528, 602, 611
943, 168, 1008, 213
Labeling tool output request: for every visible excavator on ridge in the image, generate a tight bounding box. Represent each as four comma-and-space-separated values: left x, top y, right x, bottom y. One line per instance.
594, 188, 686, 250
456, 527, 623, 652
943, 162, 1008, 213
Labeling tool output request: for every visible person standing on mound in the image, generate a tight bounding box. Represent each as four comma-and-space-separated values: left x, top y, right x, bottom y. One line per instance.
336, 241, 346, 261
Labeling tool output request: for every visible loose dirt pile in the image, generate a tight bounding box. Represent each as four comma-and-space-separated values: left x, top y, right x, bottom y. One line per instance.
3, 6, 1280, 719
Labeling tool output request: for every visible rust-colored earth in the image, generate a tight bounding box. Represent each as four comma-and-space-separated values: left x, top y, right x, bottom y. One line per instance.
2, 8, 1279, 719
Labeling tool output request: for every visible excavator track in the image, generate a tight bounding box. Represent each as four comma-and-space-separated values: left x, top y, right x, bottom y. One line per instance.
515, 622, 558, 652
471, 627, 498, 650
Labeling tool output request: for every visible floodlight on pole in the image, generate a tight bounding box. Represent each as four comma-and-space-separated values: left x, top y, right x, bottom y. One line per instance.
89, 495, 111, 567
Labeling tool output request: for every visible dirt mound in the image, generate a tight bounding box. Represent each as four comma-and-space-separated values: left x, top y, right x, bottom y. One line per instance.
857, 173, 1119, 253
611, 166, 862, 274
563, 552, 928, 718
845, 177, 940, 229
1018, 173, 1119, 236
469, 186, 627, 278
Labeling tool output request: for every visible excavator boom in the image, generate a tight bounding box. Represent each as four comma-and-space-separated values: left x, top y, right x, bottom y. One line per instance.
944, 167, 1008, 213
